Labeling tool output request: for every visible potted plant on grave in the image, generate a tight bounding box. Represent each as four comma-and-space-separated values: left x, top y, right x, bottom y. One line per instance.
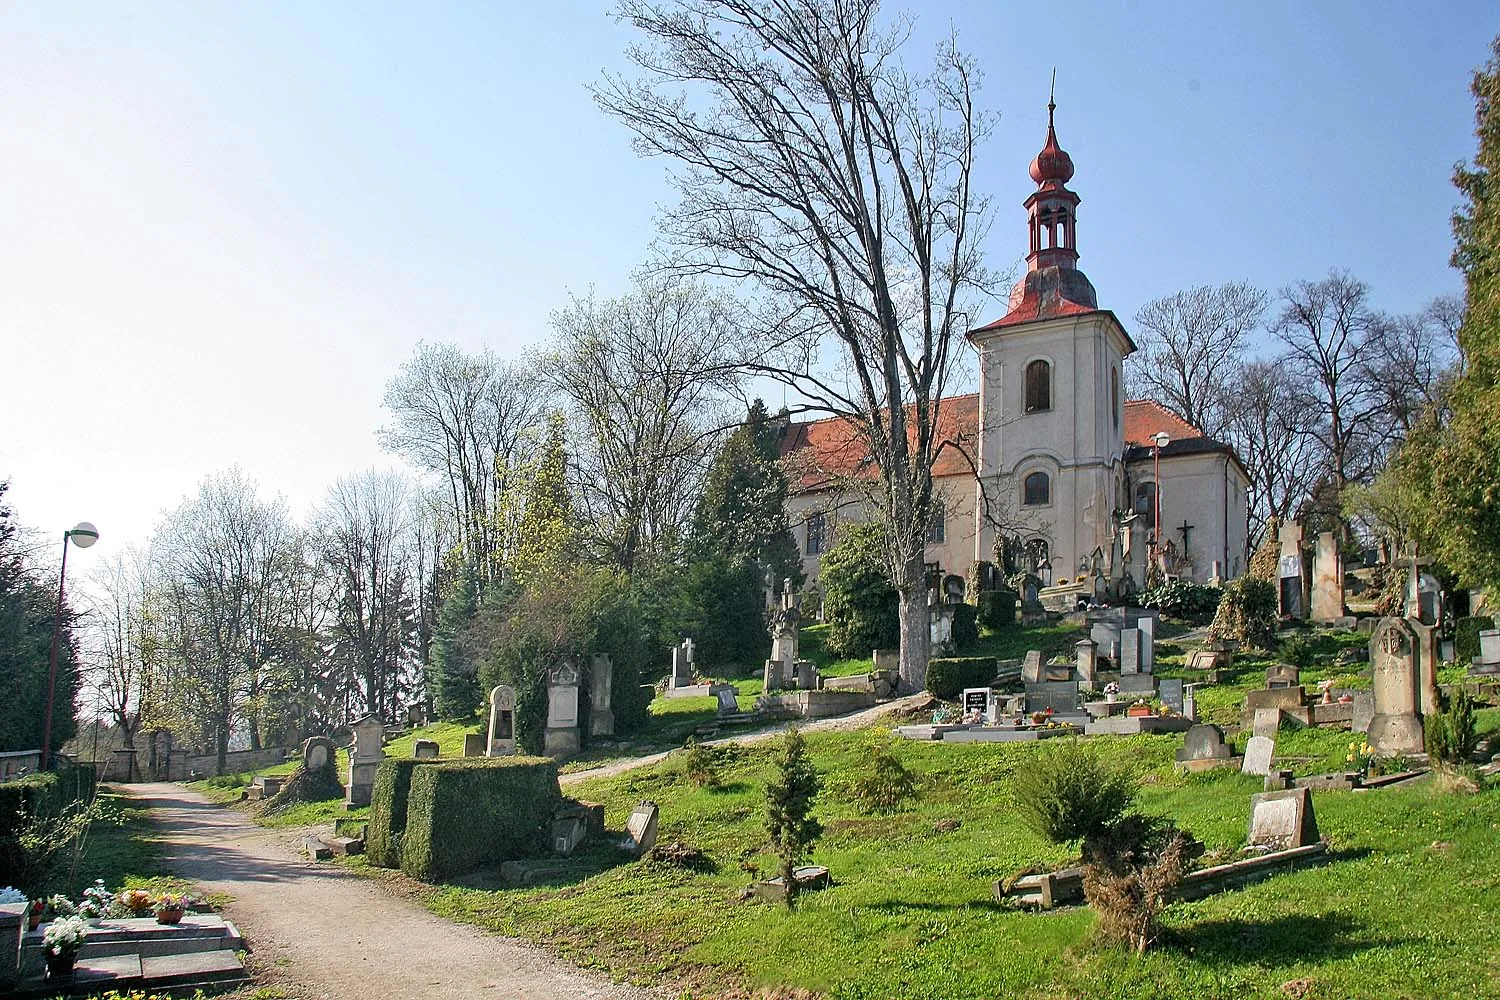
1125, 698, 1153, 718
42, 915, 87, 978
1103, 681, 1120, 705
154, 894, 188, 925
28, 897, 46, 930
77, 880, 112, 926
118, 889, 154, 918
1346, 740, 1374, 778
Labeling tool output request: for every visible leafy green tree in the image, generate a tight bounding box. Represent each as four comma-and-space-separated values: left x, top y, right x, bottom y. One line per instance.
1398, 39, 1500, 587
820, 521, 900, 658
665, 553, 766, 671
693, 400, 803, 588
508, 414, 576, 591
764, 727, 823, 910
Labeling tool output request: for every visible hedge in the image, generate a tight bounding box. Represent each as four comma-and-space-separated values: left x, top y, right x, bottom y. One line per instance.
977, 590, 1017, 631
926, 657, 999, 700
399, 757, 562, 882
366, 759, 440, 868
1456, 615, 1495, 664
951, 604, 979, 649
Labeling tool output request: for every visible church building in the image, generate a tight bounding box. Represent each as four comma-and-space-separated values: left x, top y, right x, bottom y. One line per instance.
782, 101, 1251, 600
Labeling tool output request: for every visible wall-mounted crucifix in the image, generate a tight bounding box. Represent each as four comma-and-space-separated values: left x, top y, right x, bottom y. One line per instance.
1178, 519, 1195, 553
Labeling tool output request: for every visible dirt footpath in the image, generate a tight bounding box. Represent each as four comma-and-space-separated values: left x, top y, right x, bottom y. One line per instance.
121, 784, 662, 1000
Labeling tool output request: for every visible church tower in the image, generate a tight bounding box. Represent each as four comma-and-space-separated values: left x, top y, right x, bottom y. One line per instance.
967, 97, 1136, 584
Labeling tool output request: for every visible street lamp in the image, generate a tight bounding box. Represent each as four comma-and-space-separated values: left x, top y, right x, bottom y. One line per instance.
1149, 432, 1170, 573
40, 522, 98, 769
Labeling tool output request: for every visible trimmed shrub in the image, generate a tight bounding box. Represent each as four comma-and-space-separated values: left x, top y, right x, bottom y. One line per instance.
925, 657, 998, 700
1455, 615, 1495, 664
399, 757, 562, 882
1135, 580, 1222, 619
951, 604, 979, 649
1208, 577, 1278, 648
977, 590, 1017, 631
367, 759, 440, 868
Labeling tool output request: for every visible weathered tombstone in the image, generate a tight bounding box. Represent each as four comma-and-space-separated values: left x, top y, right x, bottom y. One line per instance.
1247, 787, 1319, 850
544, 660, 583, 757
1410, 620, 1441, 716
345, 714, 385, 808
1024, 681, 1081, 716
590, 652, 615, 737
1175, 724, 1233, 766
1241, 735, 1275, 777
670, 643, 693, 689
303, 735, 336, 772
872, 649, 900, 675
462, 733, 486, 757
1265, 664, 1300, 689
1182, 683, 1198, 722
1367, 617, 1425, 754
1278, 520, 1306, 618
928, 596, 955, 650
1118, 672, 1157, 697
625, 800, 660, 857
1075, 638, 1099, 688
1021, 649, 1044, 684
1310, 531, 1343, 622
1137, 615, 1155, 673
1119, 628, 1142, 675
487, 685, 518, 756
762, 659, 784, 693
1349, 690, 1375, 734
412, 739, 439, 759
1252, 707, 1283, 739
1159, 678, 1184, 715
713, 684, 739, 715
1473, 629, 1500, 675
769, 591, 801, 666
793, 659, 819, 690
406, 703, 426, 728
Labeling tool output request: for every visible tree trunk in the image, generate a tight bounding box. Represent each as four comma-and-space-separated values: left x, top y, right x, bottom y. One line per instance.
896, 551, 931, 694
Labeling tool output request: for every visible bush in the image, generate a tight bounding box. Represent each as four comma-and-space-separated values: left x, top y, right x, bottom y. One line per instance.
366, 759, 439, 868
1278, 633, 1317, 670
951, 604, 979, 649
1455, 615, 1495, 664
820, 522, 900, 658
1010, 741, 1134, 856
977, 590, 1017, 631
680, 736, 721, 789
1082, 819, 1193, 955
848, 747, 918, 814
400, 757, 562, 881
1208, 577, 1278, 648
924, 657, 998, 700
1426, 690, 1480, 767
764, 729, 822, 910
1135, 580, 1222, 619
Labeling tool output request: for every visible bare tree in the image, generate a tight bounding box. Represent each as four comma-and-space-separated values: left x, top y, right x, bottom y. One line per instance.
1128, 282, 1268, 439
379, 344, 546, 586
315, 470, 419, 722
1361, 303, 1462, 453
1270, 270, 1381, 496
1222, 361, 1326, 545
597, 0, 993, 691
84, 549, 158, 780
541, 276, 742, 572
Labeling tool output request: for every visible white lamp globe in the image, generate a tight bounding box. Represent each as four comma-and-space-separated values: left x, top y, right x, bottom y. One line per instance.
69, 522, 99, 548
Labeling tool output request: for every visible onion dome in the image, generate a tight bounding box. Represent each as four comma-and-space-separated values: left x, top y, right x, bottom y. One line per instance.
1028, 100, 1074, 186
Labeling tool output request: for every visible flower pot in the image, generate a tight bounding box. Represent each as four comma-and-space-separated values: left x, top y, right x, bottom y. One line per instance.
1125, 704, 1152, 718
1104, 693, 1117, 704
45, 951, 77, 979
27, 913, 41, 931
155, 908, 185, 925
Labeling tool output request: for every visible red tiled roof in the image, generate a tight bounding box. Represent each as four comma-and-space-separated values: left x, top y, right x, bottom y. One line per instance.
779, 394, 980, 491
780, 396, 1225, 492
969, 298, 1101, 333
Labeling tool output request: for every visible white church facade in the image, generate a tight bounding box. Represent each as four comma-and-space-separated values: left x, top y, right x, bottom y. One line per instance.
782, 102, 1251, 598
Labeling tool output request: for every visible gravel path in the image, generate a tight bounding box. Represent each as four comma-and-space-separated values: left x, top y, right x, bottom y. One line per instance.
121, 783, 662, 1000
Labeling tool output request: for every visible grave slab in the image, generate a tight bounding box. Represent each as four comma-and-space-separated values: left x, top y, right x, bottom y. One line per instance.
1241, 735, 1276, 776
1247, 787, 1319, 850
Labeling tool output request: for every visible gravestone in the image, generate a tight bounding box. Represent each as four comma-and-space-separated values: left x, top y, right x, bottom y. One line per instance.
1175, 724, 1233, 765
1473, 629, 1500, 675
625, 800, 660, 857
1118, 672, 1157, 697
590, 653, 615, 737
873, 649, 900, 675
1024, 681, 1081, 716
1349, 690, 1375, 734
1252, 707, 1282, 738
1159, 678, 1184, 715
1241, 735, 1275, 777
1367, 617, 1424, 754
1278, 520, 1306, 618
670, 643, 694, 689
407, 703, 426, 728
1182, 683, 1197, 722
303, 735, 336, 772
1021, 650, 1044, 684
462, 733, 486, 757
1138, 615, 1155, 673
345, 714, 385, 809
762, 659, 784, 693
1247, 787, 1319, 850
1187, 648, 1231, 671
544, 660, 583, 757
1310, 531, 1343, 622
961, 687, 990, 720
713, 684, 739, 715
769, 590, 801, 666
1043, 660, 1072, 683
1265, 664, 1300, 689
1119, 628, 1141, 675
487, 685, 517, 757
412, 739, 439, 759
1075, 639, 1099, 688
1410, 620, 1441, 716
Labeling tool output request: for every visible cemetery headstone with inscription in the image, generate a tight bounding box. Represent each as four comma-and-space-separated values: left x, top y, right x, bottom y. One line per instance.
1367, 617, 1425, 754
590, 652, 615, 737
544, 660, 583, 758
1247, 787, 1319, 850
487, 685, 517, 757
1241, 735, 1275, 777
345, 715, 385, 809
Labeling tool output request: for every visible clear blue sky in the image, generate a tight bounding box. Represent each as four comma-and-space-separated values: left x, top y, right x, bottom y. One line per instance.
3, 1, 1495, 556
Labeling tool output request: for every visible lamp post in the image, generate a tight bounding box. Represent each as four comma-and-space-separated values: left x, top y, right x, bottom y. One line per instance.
1149, 432, 1170, 573
40, 522, 98, 769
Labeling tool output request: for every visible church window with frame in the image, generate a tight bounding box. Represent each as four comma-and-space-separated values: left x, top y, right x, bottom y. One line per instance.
1024, 359, 1051, 413
927, 500, 946, 544
805, 512, 828, 556
1134, 481, 1157, 519
1023, 471, 1051, 507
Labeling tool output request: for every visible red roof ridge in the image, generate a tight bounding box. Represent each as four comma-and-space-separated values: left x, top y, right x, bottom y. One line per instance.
781, 392, 980, 430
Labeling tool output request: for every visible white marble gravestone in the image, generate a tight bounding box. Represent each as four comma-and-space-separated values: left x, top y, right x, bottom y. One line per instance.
488, 685, 517, 756
544, 661, 582, 758
626, 800, 660, 857
1241, 735, 1275, 777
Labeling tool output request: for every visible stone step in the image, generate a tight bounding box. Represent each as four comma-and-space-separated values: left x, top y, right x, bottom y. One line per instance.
21, 915, 243, 966
15, 948, 247, 998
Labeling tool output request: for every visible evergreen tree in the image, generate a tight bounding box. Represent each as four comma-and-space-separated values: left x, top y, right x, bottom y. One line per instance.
693, 400, 803, 588
1401, 38, 1500, 586
820, 521, 900, 658
509, 414, 576, 591
764, 727, 823, 910
430, 566, 481, 720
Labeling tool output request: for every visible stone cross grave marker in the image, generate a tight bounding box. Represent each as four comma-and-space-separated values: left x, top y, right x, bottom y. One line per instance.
590, 653, 615, 737
544, 660, 582, 758
626, 800, 660, 857
1247, 787, 1319, 850
488, 685, 517, 757
1368, 617, 1424, 754
1241, 735, 1275, 777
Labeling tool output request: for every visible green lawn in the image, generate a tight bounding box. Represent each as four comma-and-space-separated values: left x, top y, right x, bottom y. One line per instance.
417, 724, 1500, 1000
68, 789, 202, 901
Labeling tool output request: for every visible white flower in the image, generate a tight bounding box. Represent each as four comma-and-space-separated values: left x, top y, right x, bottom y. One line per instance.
0, 886, 27, 904
43, 916, 88, 953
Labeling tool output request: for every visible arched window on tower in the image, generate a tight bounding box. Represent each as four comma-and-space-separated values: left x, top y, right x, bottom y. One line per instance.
1025, 359, 1051, 413
1023, 471, 1051, 507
